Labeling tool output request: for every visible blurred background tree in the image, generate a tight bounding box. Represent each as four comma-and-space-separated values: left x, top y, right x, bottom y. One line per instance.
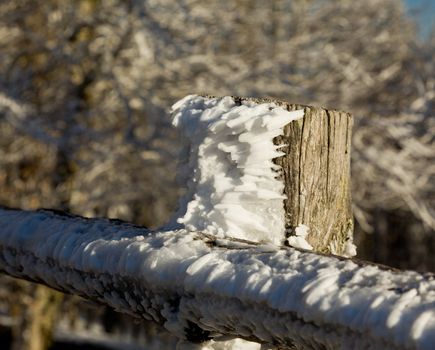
0, 0, 433, 349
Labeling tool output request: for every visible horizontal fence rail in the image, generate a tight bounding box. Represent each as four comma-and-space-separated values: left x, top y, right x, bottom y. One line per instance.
0, 208, 435, 350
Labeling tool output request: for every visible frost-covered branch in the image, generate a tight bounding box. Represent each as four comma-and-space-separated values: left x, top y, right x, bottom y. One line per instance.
0, 207, 434, 350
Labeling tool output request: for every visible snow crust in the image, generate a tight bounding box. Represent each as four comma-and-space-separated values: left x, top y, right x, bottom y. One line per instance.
1, 209, 435, 350
171, 95, 304, 245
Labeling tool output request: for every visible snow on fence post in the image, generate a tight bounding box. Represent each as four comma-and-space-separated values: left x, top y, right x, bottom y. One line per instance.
0, 95, 434, 350
233, 97, 354, 255
171, 95, 354, 255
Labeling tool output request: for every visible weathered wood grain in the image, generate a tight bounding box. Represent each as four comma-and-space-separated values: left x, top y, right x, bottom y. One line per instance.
234, 97, 353, 255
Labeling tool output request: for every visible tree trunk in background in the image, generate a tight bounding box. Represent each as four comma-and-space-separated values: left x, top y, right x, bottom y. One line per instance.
11, 149, 75, 350
28, 287, 63, 350
11, 287, 63, 350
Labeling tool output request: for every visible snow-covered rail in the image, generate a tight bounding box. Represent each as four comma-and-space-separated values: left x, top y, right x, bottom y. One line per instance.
0, 208, 434, 349
0, 95, 433, 349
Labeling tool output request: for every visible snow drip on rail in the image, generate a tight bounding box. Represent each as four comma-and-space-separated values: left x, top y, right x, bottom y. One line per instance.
171, 95, 304, 245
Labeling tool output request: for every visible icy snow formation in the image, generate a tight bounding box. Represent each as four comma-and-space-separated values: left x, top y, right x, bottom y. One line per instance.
287, 224, 313, 251
171, 95, 304, 245
1, 208, 435, 350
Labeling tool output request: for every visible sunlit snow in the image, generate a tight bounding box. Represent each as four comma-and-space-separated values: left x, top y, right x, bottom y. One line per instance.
171, 95, 303, 245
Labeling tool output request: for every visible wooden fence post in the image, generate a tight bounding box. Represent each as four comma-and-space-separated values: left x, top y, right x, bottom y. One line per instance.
2, 96, 433, 350
275, 102, 353, 255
